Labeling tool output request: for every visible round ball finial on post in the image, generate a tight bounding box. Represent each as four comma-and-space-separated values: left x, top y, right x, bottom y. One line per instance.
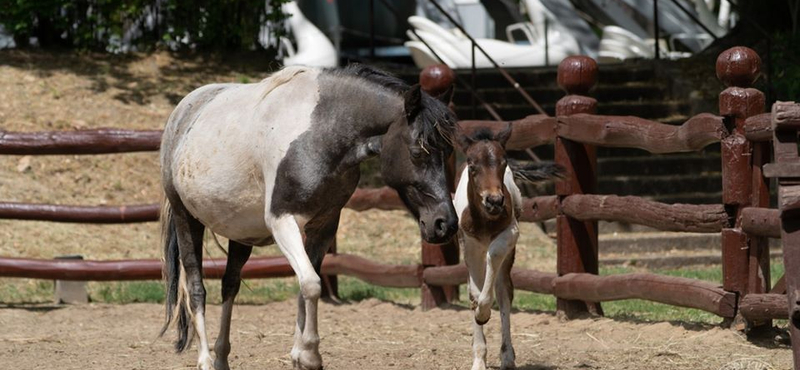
419, 64, 455, 96
557, 56, 598, 95
716, 47, 761, 88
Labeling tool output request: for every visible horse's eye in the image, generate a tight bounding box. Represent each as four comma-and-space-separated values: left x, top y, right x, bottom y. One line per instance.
468, 164, 477, 173
410, 148, 426, 160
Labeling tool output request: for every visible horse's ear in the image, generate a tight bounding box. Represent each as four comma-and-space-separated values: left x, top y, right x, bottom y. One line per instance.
435, 85, 454, 105
495, 122, 513, 148
404, 84, 422, 121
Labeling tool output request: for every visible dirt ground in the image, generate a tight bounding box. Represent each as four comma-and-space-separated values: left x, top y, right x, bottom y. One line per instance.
0, 299, 791, 370
0, 51, 794, 369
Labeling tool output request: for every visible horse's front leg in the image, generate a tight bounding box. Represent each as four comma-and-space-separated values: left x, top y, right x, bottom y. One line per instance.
495, 248, 516, 369
475, 225, 518, 325
270, 214, 323, 370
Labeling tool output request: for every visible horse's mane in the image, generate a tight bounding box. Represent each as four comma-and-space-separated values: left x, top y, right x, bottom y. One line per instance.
260, 66, 309, 100
331, 64, 456, 151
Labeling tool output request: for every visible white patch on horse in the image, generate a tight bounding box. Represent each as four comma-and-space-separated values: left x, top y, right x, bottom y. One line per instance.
169, 67, 320, 245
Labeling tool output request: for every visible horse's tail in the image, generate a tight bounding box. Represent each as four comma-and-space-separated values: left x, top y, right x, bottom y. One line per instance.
509, 161, 565, 183
158, 196, 193, 353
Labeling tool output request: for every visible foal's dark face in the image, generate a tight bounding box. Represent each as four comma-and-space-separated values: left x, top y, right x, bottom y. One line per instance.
458, 125, 512, 218
381, 85, 458, 244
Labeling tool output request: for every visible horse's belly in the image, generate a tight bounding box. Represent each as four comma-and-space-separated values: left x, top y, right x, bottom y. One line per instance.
173, 153, 274, 245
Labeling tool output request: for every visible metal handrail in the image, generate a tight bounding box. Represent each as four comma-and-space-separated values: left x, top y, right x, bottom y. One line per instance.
425, 0, 548, 116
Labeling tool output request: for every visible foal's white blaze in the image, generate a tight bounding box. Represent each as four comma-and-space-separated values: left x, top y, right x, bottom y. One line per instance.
455, 165, 520, 370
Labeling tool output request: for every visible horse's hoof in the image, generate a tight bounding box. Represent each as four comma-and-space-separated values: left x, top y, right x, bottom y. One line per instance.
471, 360, 487, 370
197, 355, 213, 370
213, 357, 230, 370
294, 349, 322, 370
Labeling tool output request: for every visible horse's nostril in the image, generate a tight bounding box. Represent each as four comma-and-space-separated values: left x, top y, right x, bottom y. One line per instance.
434, 218, 447, 236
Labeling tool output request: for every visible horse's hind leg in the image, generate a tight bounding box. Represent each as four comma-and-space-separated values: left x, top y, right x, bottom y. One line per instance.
213, 241, 252, 370
495, 248, 516, 370
172, 204, 212, 370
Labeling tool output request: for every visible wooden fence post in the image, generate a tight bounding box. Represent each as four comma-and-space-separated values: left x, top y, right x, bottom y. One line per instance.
716, 47, 769, 330
768, 101, 800, 368
555, 56, 603, 318
420, 64, 460, 310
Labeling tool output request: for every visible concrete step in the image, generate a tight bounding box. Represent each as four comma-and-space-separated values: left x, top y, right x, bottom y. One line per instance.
455, 100, 690, 121
597, 154, 720, 177
452, 83, 667, 106
597, 173, 721, 196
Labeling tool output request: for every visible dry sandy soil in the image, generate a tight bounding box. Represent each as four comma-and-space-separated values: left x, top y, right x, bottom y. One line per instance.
0, 300, 792, 370
0, 51, 793, 369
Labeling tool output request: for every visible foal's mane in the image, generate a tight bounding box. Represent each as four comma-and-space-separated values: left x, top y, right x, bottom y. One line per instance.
330, 64, 456, 151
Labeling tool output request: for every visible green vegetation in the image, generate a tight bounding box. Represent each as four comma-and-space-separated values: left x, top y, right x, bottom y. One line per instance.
0, 261, 785, 327
0, 0, 290, 51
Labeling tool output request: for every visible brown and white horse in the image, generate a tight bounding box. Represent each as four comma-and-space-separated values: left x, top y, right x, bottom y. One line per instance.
454, 125, 562, 370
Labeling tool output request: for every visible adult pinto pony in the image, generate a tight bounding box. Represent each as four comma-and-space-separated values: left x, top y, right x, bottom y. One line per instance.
159, 65, 458, 370
454, 125, 562, 370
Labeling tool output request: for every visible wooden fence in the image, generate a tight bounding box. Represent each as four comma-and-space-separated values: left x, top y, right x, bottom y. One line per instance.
1, 46, 799, 365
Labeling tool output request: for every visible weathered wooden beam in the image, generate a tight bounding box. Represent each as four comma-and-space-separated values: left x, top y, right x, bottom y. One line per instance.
518, 195, 558, 222
739, 293, 789, 320
744, 112, 772, 142
718, 47, 768, 319
741, 207, 781, 238
555, 55, 602, 318
561, 194, 727, 233
0, 202, 160, 223
422, 264, 556, 295
344, 187, 406, 211
458, 114, 556, 151
0, 253, 422, 288
553, 273, 736, 317
557, 113, 726, 154
0, 129, 162, 155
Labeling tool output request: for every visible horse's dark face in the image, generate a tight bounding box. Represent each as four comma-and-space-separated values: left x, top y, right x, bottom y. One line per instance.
381, 85, 458, 244
457, 125, 512, 219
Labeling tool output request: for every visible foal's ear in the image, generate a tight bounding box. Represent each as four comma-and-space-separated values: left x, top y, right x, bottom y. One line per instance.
495, 122, 513, 148
435, 85, 454, 105
455, 123, 474, 151
403, 84, 422, 120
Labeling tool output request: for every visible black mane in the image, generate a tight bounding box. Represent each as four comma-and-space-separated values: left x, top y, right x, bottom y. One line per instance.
330, 64, 456, 151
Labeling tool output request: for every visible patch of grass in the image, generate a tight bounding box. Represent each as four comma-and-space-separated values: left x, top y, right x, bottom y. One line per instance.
337, 276, 419, 304
0, 279, 54, 303
91, 281, 164, 303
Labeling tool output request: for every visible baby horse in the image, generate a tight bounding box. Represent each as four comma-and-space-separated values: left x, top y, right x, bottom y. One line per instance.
454, 125, 562, 370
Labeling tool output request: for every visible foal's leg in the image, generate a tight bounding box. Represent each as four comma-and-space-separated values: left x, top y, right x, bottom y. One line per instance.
172, 204, 212, 370
475, 225, 518, 325
269, 214, 323, 370
213, 241, 253, 370
462, 233, 488, 370
495, 248, 516, 370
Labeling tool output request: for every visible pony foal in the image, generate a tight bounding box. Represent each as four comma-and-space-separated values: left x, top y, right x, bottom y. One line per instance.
454, 125, 562, 370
